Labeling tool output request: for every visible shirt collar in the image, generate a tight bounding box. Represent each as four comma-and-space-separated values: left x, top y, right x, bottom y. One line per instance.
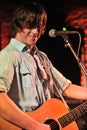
10, 38, 38, 54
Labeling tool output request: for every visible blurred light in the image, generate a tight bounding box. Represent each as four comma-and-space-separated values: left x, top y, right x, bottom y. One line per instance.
62, 27, 67, 31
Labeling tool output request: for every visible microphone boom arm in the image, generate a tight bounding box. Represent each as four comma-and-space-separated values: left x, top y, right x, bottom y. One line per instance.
62, 34, 87, 76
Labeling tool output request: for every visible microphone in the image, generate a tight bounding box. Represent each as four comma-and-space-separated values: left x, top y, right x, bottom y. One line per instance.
49, 29, 79, 38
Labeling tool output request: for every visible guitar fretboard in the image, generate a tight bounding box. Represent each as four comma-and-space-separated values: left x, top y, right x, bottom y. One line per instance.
58, 101, 87, 128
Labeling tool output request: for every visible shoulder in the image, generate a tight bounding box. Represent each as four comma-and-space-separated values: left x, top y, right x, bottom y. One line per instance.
38, 50, 48, 59
0, 45, 21, 65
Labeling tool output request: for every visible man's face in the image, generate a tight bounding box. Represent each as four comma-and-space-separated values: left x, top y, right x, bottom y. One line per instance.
15, 28, 40, 48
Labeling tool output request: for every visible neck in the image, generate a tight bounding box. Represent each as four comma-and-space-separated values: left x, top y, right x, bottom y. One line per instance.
30, 45, 36, 56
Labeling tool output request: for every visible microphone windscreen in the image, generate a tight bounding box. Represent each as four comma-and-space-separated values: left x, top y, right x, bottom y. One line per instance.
49, 29, 56, 37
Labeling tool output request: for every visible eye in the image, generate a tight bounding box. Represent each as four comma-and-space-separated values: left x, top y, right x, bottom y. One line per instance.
27, 32, 31, 35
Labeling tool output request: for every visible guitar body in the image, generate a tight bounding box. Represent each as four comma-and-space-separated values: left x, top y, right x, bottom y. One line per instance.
0, 98, 78, 130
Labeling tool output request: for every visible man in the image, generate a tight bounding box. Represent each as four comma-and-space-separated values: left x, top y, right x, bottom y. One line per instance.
0, 1, 87, 130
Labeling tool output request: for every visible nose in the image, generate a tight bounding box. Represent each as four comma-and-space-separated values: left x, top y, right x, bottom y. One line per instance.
30, 28, 40, 38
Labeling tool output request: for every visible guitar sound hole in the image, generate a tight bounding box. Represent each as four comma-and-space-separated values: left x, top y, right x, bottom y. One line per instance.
44, 119, 60, 130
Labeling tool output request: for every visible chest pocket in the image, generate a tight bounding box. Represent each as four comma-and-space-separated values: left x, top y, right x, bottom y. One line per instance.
19, 59, 34, 89
19, 60, 39, 102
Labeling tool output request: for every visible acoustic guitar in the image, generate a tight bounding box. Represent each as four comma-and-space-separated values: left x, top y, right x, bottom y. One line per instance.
0, 98, 86, 130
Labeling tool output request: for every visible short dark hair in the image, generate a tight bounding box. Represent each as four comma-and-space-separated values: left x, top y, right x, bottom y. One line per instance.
11, 1, 47, 37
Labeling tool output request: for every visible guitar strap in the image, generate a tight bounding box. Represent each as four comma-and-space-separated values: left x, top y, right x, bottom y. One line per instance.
37, 51, 70, 110
53, 81, 70, 110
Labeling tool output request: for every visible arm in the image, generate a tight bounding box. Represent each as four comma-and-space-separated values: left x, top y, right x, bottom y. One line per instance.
0, 92, 51, 130
51, 66, 87, 100
63, 84, 87, 100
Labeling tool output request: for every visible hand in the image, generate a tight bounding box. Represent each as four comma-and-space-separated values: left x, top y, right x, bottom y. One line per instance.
33, 123, 51, 130
39, 124, 51, 130
26, 123, 51, 130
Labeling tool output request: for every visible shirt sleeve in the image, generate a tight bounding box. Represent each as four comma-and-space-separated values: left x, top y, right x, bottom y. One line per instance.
51, 65, 72, 93
0, 50, 14, 92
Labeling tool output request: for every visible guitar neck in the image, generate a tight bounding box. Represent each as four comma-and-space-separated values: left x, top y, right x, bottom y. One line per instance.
58, 100, 87, 128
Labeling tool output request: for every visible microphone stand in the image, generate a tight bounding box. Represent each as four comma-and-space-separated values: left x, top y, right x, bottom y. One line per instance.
62, 34, 87, 77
